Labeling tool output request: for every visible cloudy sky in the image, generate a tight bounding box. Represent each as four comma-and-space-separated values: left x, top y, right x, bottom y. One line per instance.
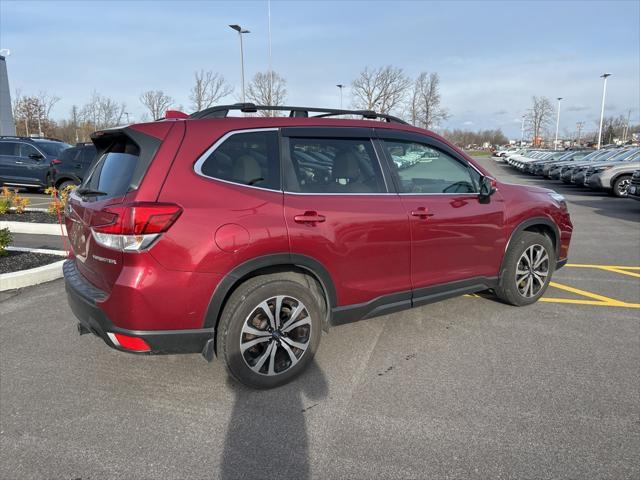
1, 0, 638, 138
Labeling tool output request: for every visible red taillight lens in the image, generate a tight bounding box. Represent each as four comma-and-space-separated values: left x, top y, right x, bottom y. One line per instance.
108, 333, 150, 352
91, 203, 182, 235
50, 159, 61, 166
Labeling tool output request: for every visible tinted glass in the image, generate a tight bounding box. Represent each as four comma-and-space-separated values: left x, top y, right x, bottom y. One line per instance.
84, 137, 140, 199
34, 141, 71, 156
19, 143, 41, 157
0, 142, 18, 156
200, 131, 280, 190
60, 147, 81, 162
82, 146, 97, 163
286, 137, 385, 193
383, 140, 477, 194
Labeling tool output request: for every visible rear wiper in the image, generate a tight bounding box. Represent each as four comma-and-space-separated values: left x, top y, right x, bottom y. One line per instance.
76, 188, 108, 197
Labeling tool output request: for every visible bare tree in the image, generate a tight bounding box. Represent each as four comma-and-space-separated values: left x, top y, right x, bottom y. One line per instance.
139, 90, 174, 119
189, 70, 233, 112
409, 72, 449, 129
38, 91, 60, 119
12, 90, 60, 137
246, 71, 287, 116
525, 96, 554, 146
351, 66, 411, 115
81, 91, 126, 130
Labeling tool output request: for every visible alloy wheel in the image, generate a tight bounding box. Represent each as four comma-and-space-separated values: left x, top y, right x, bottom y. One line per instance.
240, 295, 312, 376
617, 178, 631, 196
515, 244, 549, 298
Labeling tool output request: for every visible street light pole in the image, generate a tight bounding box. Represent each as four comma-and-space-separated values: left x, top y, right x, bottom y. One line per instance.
520, 115, 526, 146
336, 84, 344, 109
597, 73, 611, 150
554, 97, 563, 150
576, 121, 584, 146
229, 24, 250, 103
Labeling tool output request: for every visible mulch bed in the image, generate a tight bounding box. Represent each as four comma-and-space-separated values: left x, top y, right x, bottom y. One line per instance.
2, 211, 60, 224
0, 250, 64, 274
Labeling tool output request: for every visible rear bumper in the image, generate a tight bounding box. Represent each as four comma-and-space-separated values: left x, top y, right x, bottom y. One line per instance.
64, 260, 213, 355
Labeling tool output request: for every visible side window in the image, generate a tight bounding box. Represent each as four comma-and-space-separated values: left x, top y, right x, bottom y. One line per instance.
19, 143, 41, 158
83, 147, 97, 164
0, 142, 18, 156
286, 137, 386, 194
382, 140, 477, 194
199, 130, 280, 190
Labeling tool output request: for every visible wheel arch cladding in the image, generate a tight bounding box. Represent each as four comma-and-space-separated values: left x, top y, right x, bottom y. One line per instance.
202, 253, 337, 331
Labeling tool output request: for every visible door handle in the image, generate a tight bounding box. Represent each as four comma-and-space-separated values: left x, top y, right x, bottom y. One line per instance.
15, 161, 25, 164
410, 207, 434, 219
294, 211, 326, 224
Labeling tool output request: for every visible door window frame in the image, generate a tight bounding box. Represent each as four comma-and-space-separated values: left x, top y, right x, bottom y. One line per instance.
374, 129, 483, 196
280, 127, 394, 196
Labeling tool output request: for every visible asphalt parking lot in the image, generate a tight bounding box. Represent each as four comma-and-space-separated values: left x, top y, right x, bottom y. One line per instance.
1, 157, 639, 480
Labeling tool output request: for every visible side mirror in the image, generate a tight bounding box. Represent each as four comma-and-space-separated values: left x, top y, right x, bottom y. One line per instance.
478, 176, 497, 203
28, 153, 44, 161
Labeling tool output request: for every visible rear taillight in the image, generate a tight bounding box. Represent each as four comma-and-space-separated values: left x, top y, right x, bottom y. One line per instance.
50, 159, 61, 166
91, 202, 182, 251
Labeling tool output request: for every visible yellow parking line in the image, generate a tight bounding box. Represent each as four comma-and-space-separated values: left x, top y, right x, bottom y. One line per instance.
538, 298, 639, 308
597, 267, 640, 278
566, 263, 640, 270
548, 281, 624, 304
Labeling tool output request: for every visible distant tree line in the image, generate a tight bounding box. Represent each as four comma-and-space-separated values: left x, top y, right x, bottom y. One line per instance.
20, 66, 635, 148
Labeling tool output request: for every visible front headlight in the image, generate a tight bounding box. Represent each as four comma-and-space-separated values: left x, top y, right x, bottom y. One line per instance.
594, 165, 614, 173
548, 192, 567, 209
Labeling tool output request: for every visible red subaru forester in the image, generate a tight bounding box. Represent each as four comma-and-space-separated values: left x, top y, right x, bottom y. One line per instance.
64, 104, 572, 388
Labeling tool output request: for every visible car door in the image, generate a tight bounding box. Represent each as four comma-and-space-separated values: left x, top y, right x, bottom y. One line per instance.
281, 128, 412, 317
0, 141, 20, 183
16, 142, 48, 185
376, 131, 505, 300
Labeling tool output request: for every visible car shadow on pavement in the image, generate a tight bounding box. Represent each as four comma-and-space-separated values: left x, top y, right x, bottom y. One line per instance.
220, 361, 328, 480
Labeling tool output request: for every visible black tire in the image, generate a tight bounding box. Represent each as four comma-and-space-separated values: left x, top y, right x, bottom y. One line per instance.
495, 231, 555, 306
216, 273, 323, 389
612, 175, 631, 197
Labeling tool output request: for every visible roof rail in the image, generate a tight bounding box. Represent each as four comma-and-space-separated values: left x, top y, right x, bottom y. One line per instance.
0, 135, 65, 142
188, 103, 408, 125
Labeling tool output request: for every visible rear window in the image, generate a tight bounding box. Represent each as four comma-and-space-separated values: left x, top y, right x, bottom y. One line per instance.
83, 137, 140, 199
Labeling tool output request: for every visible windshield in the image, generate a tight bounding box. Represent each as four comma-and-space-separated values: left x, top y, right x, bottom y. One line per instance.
608, 148, 639, 162
34, 141, 71, 156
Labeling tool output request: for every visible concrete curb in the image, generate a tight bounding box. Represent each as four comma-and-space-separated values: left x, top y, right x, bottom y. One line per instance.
0, 220, 66, 235
0, 247, 67, 291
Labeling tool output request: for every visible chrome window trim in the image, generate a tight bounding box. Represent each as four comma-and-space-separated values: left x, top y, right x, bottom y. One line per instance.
193, 127, 282, 193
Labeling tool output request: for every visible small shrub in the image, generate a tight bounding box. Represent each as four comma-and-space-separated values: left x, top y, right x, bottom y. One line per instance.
0, 187, 14, 215
12, 191, 30, 214
0, 187, 29, 214
45, 185, 76, 217
0, 227, 11, 256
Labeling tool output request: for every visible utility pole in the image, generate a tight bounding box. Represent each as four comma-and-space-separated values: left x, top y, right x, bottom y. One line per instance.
623, 109, 631, 143
520, 114, 526, 146
597, 73, 612, 149
554, 97, 563, 150
336, 84, 345, 109
576, 121, 584, 146
229, 24, 250, 104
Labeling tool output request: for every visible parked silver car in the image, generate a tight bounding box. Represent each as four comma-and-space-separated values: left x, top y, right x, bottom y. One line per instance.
584, 149, 640, 196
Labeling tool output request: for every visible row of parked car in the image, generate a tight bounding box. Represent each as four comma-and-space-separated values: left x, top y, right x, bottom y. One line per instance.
494, 145, 640, 199
0, 135, 97, 191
